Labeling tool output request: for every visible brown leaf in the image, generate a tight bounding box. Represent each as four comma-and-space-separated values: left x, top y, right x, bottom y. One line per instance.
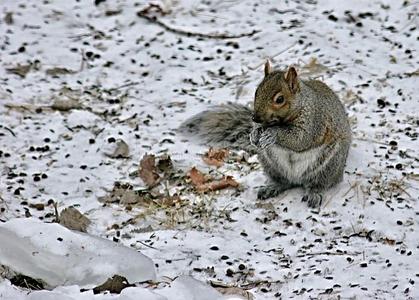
156, 153, 173, 173
188, 167, 208, 186
196, 176, 239, 192
46, 67, 76, 76
381, 237, 396, 245
98, 182, 155, 206
93, 275, 131, 294
6, 64, 31, 78
188, 167, 239, 192
51, 98, 82, 111
139, 154, 160, 188
405, 68, 419, 77
4, 12, 13, 25
59, 207, 91, 232
202, 148, 229, 167
155, 195, 185, 207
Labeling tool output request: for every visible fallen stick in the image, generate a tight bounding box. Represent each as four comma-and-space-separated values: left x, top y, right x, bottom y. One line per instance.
137, 4, 259, 40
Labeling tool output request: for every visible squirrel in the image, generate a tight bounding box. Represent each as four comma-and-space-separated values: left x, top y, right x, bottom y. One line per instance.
180, 61, 352, 208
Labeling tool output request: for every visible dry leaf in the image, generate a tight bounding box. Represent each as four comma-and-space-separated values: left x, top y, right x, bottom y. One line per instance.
46, 67, 76, 76
188, 167, 208, 186
405, 69, 419, 77
139, 154, 160, 188
380, 237, 396, 245
51, 98, 82, 111
119, 190, 140, 205
188, 167, 239, 192
59, 207, 91, 232
4, 12, 13, 25
105, 10, 122, 16
156, 154, 173, 173
202, 148, 229, 167
93, 275, 131, 294
215, 287, 254, 300
300, 57, 328, 76
98, 182, 154, 206
106, 139, 130, 158
155, 195, 184, 207
6, 64, 31, 78
196, 176, 239, 192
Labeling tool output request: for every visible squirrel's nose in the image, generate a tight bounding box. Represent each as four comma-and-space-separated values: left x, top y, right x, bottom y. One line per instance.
252, 114, 262, 123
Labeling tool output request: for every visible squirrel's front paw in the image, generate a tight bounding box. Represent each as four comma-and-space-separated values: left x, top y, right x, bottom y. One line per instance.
302, 193, 323, 208
258, 127, 277, 149
250, 126, 263, 147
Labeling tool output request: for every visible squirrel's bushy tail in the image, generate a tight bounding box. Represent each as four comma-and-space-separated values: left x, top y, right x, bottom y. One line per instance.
179, 104, 255, 152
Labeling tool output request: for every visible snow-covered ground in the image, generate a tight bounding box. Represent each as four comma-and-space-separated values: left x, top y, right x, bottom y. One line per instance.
0, 0, 418, 299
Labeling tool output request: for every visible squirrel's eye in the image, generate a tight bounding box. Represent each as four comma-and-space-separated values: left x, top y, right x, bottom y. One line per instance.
274, 95, 285, 104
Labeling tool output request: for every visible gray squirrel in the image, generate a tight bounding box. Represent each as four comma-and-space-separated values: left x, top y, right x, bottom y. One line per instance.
180, 61, 352, 208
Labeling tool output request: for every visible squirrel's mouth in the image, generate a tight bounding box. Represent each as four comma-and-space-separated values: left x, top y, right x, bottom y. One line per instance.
262, 109, 301, 128
262, 119, 282, 128
262, 120, 284, 128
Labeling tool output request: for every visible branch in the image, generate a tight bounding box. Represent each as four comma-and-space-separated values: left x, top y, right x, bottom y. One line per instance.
296, 251, 361, 257
137, 4, 259, 40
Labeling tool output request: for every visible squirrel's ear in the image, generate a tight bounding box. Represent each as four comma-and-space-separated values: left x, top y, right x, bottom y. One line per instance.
285, 66, 299, 93
264, 59, 272, 76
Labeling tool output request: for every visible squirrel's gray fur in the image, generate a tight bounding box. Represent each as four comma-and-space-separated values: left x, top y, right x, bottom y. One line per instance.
180, 104, 257, 153
180, 63, 351, 208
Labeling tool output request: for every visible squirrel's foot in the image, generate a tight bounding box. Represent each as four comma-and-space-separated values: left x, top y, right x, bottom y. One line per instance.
302, 192, 323, 208
257, 184, 285, 200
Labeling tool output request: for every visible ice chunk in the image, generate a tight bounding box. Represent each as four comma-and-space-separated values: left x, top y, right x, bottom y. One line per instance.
0, 280, 26, 300
0, 276, 240, 300
0, 218, 156, 288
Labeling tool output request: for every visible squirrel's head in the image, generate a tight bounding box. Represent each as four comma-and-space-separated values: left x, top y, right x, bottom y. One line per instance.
253, 61, 300, 127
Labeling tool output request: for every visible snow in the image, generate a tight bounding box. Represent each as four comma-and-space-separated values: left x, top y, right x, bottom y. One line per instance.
1, 0, 418, 299
0, 276, 230, 300
0, 218, 156, 287
157, 276, 224, 300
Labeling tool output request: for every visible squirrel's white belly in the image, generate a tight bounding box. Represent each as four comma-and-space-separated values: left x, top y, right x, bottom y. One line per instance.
266, 146, 324, 182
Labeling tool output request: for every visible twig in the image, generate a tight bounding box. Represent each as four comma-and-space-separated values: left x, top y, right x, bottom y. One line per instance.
137, 5, 259, 40
403, 1, 419, 7
296, 251, 361, 258
137, 240, 159, 250
79, 49, 85, 72
248, 42, 297, 70
108, 82, 140, 92
322, 186, 343, 208
353, 136, 389, 146
53, 201, 59, 223
0, 125, 16, 137
4, 103, 34, 111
